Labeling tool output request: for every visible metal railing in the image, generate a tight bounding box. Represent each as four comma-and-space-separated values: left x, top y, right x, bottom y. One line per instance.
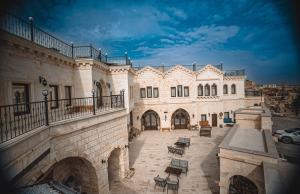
0, 91, 125, 143
0, 12, 131, 66
224, 69, 245, 76
132, 64, 223, 72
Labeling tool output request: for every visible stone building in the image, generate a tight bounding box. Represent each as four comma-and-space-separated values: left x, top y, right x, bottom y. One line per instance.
0, 13, 263, 194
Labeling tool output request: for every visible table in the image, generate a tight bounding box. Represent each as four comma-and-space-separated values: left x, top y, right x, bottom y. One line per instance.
165, 166, 182, 176
176, 137, 190, 147
170, 158, 188, 174
200, 127, 212, 137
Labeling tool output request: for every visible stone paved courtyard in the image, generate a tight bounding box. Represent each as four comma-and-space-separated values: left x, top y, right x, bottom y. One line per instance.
111, 127, 229, 194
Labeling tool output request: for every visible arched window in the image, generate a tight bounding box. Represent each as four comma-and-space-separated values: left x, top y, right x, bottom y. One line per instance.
211, 84, 217, 96
223, 84, 228, 94
198, 84, 203, 96
205, 84, 210, 96
96, 84, 103, 107
231, 84, 236, 94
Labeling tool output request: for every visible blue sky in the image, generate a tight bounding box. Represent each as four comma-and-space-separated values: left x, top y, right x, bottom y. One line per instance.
9, 0, 300, 84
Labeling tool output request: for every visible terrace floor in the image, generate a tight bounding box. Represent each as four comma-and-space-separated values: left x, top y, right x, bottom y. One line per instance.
110, 127, 229, 194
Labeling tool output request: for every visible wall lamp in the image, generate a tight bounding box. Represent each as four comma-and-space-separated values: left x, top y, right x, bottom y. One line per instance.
192, 114, 195, 118
39, 76, 48, 86
101, 159, 106, 164
137, 116, 139, 120
94, 81, 100, 87
125, 144, 129, 148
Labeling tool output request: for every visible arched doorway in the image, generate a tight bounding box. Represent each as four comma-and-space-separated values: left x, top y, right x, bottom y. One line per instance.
96, 83, 103, 108
108, 148, 121, 190
229, 175, 258, 194
171, 109, 190, 129
39, 157, 99, 194
141, 110, 160, 130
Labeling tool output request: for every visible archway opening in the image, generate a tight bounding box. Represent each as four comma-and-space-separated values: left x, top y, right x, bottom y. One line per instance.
141, 110, 160, 130
108, 148, 122, 190
229, 175, 258, 194
171, 108, 190, 129
39, 157, 99, 194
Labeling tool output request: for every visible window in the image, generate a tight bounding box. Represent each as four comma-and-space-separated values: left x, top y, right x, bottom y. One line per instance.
231, 84, 236, 94
147, 86, 152, 98
177, 85, 182, 97
140, 88, 146, 98
223, 84, 228, 94
49, 85, 59, 109
12, 83, 30, 115
211, 84, 217, 96
153, 87, 159, 98
65, 86, 72, 106
201, 114, 207, 121
205, 84, 210, 96
184, 86, 189, 97
198, 84, 203, 96
171, 87, 176, 97
224, 112, 230, 119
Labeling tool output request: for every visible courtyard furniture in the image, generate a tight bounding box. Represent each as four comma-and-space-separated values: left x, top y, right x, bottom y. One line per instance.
199, 120, 211, 128
175, 137, 190, 147
189, 124, 199, 131
166, 177, 179, 194
154, 175, 168, 191
199, 127, 212, 137
167, 146, 184, 156
165, 166, 182, 177
170, 158, 188, 174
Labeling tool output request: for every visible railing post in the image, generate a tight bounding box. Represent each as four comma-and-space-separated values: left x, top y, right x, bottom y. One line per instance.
42, 90, 49, 126
92, 89, 96, 115
71, 42, 74, 58
192, 63, 196, 71
125, 52, 128, 65
28, 17, 34, 42
122, 90, 125, 108
105, 53, 108, 63
99, 48, 102, 61
110, 91, 113, 108
90, 44, 93, 58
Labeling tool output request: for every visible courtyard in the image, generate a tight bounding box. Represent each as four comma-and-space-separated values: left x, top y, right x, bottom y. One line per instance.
110, 127, 229, 194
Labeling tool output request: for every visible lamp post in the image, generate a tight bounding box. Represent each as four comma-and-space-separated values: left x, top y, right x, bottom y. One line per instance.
42, 89, 49, 126
92, 89, 96, 115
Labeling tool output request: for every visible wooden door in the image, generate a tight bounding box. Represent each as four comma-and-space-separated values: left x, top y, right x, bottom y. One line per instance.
212, 114, 217, 127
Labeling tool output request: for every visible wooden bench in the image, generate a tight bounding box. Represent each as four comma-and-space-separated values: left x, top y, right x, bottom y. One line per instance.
199, 120, 211, 128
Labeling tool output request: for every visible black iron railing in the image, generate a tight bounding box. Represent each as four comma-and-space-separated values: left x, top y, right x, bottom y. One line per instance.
0, 12, 132, 66
0, 92, 125, 143
224, 69, 245, 76
132, 64, 223, 72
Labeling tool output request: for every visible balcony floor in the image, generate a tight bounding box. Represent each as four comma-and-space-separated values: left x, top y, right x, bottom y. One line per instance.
110, 127, 229, 194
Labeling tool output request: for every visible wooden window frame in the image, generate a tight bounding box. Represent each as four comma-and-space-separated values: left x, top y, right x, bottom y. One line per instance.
177, 85, 183, 97
140, 88, 146, 98
147, 86, 152, 98
153, 87, 159, 98
12, 83, 30, 116
171, 87, 176, 97
184, 86, 189, 97
49, 85, 59, 109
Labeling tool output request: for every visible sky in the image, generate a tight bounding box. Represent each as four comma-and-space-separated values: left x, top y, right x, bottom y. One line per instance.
4, 0, 300, 84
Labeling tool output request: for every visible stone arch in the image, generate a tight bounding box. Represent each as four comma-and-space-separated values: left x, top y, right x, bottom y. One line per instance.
228, 175, 258, 194
171, 108, 190, 129
223, 84, 228, 94
205, 84, 210, 96
141, 109, 160, 130
211, 83, 217, 96
40, 157, 99, 194
107, 147, 122, 191
231, 84, 236, 94
198, 84, 203, 96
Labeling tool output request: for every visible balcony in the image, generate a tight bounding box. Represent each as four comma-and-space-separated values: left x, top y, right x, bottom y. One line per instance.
0, 12, 132, 66
0, 92, 125, 144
